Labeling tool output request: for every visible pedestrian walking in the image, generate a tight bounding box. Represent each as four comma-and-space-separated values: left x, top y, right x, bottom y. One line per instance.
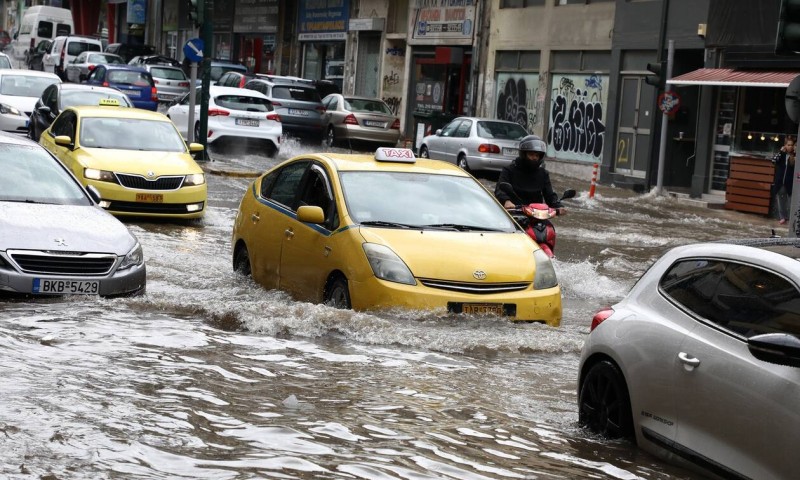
772, 136, 796, 225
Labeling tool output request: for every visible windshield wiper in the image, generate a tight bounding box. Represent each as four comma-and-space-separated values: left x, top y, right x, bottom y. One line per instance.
4, 199, 55, 205
422, 223, 505, 232
360, 220, 420, 229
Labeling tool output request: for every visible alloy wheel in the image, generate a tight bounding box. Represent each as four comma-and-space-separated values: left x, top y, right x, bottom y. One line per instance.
578, 360, 633, 439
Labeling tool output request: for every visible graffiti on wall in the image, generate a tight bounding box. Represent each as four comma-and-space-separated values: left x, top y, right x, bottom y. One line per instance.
546, 73, 608, 162
495, 72, 540, 133
383, 96, 401, 115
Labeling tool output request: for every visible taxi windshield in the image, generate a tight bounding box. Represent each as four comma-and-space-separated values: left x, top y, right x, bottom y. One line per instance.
79, 117, 186, 152
340, 171, 516, 232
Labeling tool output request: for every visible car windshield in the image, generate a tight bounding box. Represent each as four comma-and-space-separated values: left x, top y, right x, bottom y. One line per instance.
67, 42, 101, 56
0, 144, 89, 205
107, 70, 152, 86
476, 121, 528, 140
214, 94, 272, 112
87, 53, 123, 64
151, 67, 186, 80
0, 75, 58, 97
344, 98, 391, 114
0, 56, 10, 69
61, 90, 132, 108
340, 171, 516, 231
79, 117, 186, 152
272, 85, 321, 102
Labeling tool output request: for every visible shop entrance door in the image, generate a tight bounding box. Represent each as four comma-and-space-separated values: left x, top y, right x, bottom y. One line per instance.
615, 76, 654, 177
355, 34, 380, 98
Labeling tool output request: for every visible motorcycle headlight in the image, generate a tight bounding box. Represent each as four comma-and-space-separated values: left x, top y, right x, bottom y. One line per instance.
362, 243, 416, 285
0, 103, 22, 116
84, 168, 117, 183
533, 248, 558, 289
119, 242, 144, 270
184, 173, 205, 186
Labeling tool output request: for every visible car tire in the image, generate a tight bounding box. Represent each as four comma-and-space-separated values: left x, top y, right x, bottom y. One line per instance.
233, 245, 252, 276
578, 360, 633, 439
325, 126, 336, 148
324, 276, 351, 309
419, 145, 429, 158
265, 141, 278, 158
457, 154, 471, 172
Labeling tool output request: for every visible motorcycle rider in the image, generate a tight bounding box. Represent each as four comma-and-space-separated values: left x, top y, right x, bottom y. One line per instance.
494, 135, 566, 214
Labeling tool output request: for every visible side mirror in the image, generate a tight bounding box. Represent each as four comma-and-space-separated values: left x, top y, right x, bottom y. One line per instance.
54, 135, 74, 148
561, 189, 577, 200
37, 105, 51, 116
188, 142, 204, 153
297, 205, 325, 224
748, 333, 800, 368
435, 129, 442, 136
86, 185, 102, 204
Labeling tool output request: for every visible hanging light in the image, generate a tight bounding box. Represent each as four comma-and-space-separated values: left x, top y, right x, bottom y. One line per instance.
760, 134, 766, 141
774, 135, 781, 141
747, 132, 753, 140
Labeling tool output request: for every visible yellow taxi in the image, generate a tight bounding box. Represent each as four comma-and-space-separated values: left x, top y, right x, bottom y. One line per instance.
231, 147, 562, 326
39, 99, 207, 219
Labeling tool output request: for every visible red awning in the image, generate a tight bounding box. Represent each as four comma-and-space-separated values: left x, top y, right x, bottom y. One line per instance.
667, 68, 800, 88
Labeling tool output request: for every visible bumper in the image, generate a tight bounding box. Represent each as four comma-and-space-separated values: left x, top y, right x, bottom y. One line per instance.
132, 99, 159, 111
337, 125, 400, 145
206, 119, 281, 146
88, 180, 207, 219
0, 262, 146, 297
0, 113, 29, 134
157, 89, 189, 103
283, 122, 323, 137
350, 276, 562, 326
465, 153, 515, 172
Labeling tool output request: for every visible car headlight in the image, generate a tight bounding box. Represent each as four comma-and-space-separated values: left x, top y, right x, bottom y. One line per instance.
119, 242, 144, 270
533, 249, 558, 289
0, 103, 22, 116
362, 243, 416, 285
184, 173, 205, 186
84, 168, 117, 183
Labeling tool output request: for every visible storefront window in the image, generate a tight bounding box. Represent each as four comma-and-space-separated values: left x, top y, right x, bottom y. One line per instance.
735, 87, 797, 155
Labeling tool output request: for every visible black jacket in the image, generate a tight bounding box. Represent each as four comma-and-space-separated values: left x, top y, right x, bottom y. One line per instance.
773, 150, 795, 196
495, 158, 562, 208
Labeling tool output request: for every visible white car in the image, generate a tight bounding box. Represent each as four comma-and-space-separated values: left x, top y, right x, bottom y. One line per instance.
578, 238, 800, 480
166, 85, 281, 157
0, 52, 13, 69
0, 70, 60, 134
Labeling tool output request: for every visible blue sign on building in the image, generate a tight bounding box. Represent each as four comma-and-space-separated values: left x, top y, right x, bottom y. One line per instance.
127, 0, 147, 25
298, 0, 350, 41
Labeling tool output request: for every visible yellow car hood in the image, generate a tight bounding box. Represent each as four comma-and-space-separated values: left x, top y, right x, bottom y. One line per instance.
358, 227, 537, 282
77, 148, 203, 175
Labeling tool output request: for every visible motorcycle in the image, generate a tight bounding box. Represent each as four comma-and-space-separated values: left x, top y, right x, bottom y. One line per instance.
497, 182, 576, 258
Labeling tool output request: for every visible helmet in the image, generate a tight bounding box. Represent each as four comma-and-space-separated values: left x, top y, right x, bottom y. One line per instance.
519, 135, 547, 157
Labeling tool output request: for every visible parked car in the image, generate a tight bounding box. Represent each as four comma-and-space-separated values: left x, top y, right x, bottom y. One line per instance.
29, 83, 133, 141
578, 237, 800, 480
26, 39, 52, 71
321, 94, 400, 148
0, 131, 145, 297
42, 35, 103, 80
84, 64, 157, 111
65, 51, 124, 83
418, 117, 529, 173
128, 54, 180, 68
10, 5, 73, 61
216, 70, 258, 88
231, 147, 562, 324
244, 76, 325, 141
39, 102, 207, 219
142, 64, 189, 103
167, 85, 281, 156
0, 52, 11, 69
104, 43, 156, 63
205, 59, 247, 84
0, 69, 60, 134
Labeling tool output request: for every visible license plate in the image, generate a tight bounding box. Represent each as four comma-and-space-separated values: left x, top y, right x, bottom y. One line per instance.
364, 120, 385, 128
33, 278, 100, 295
288, 108, 308, 116
136, 193, 163, 203
236, 118, 260, 127
462, 303, 504, 315
125, 89, 141, 98
503, 148, 518, 156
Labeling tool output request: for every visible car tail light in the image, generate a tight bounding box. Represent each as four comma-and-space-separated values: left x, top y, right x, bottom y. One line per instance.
390, 119, 400, 129
102, 81, 109, 87
208, 109, 230, 116
343, 114, 358, 125
151, 86, 158, 102
88, 64, 96, 71
153, 79, 160, 84
29, 38, 34, 50
478, 144, 501, 154
266, 113, 281, 122
239, 78, 247, 88
208, 130, 214, 138
271, 101, 282, 107
316, 105, 326, 113
590, 307, 614, 332
59, 47, 65, 68
178, 82, 189, 87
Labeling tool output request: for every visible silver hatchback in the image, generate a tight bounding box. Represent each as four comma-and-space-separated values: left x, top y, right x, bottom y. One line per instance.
419, 117, 529, 173
0, 133, 145, 297
578, 238, 800, 480
144, 65, 189, 103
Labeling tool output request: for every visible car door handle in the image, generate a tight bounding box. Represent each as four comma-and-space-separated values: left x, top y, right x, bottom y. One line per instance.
678, 352, 701, 369
251, 213, 260, 223
285, 228, 294, 238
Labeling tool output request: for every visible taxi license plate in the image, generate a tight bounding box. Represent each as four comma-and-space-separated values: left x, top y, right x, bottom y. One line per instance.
288, 108, 309, 116
462, 303, 505, 315
503, 148, 518, 156
136, 193, 163, 203
33, 278, 100, 295
236, 118, 260, 127
364, 120, 385, 128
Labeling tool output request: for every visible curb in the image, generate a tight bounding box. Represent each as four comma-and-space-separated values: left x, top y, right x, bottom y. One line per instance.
199, 163, 262, 178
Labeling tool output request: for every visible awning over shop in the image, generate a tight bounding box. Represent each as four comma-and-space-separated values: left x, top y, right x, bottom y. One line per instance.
667, 68, 800, 88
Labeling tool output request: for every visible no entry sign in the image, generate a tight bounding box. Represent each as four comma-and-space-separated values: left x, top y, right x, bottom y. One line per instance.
658, 90, 681, 115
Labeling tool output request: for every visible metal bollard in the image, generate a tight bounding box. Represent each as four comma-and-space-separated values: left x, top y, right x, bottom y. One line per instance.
589, 163, 599, 199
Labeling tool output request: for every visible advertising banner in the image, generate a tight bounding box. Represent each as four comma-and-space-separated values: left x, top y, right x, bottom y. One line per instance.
410, 0, 476, 45
298, 0, 350, 41
127, 0, 147, 24
234, 0, 279, 33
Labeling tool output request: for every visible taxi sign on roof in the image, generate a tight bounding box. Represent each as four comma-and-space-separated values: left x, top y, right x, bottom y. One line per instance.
374, 147, 416, 163
99, 98, 120, 107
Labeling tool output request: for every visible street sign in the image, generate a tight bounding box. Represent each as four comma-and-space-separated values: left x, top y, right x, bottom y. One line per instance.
657, 90, 681, 115
183, 38, 204, 63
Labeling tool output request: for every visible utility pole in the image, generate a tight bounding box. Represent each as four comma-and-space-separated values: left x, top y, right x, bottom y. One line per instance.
654, 40, 674, 196
197, 0, 213, 161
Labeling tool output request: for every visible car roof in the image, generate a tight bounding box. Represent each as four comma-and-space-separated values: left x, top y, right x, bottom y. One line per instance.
58, 84, 127, 95
300, 152, 472, 176
210, 85, 267, 98
104, 64, 149, 73
0, 70, 59, 79
67, 105, 170, 121
711, 237, 800, 261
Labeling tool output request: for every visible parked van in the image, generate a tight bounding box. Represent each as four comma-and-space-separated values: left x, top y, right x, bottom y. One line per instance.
11, 6, 73, 61
43, 36, 103, 80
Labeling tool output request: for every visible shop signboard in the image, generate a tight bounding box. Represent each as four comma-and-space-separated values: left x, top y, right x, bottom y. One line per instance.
546, 73, 609, 163
410, 0, 476, 45
415, 80, 445, 113
298, 0, 350, 41
495, 72, 540, 134
214, 0, 235, 31
127, 0, 147, 24
234, 0, 279, 33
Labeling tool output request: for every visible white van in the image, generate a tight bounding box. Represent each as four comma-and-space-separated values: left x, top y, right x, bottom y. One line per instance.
11, 6, 73, 61
43, 36, 103, 80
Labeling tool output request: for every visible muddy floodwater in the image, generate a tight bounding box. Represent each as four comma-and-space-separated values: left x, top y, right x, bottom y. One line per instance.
0, 142, 781, 479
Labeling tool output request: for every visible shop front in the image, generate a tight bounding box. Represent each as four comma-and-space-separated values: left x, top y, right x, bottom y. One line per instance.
232, 0, 278, 73
298, 0, 349, 82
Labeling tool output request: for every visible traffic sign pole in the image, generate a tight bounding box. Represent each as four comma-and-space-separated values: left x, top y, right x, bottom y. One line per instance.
654, 40, 675, 196
198, 0, 213, 162
188, 63, 198, 143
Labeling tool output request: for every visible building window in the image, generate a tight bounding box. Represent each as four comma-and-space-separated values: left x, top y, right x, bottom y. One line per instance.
496, 50, 541, 71
500, 0, 545, 8
735, 87, 796, 155
552, 50, 611, 72
557, 0, 614, 4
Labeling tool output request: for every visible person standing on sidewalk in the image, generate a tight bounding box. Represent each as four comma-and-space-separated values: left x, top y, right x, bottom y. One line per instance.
772, 136, 796, 225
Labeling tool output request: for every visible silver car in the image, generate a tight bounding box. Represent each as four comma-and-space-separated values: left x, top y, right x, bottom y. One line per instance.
578, 238, 800, 480
65, 51, 124, 83
144, 65, 189, 103
0, 133, 146, 297
321, 93, 400, 148
419, 117, 528, 172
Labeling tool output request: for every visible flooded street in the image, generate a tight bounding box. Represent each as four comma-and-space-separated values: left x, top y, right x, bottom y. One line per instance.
0, 142, 781, 479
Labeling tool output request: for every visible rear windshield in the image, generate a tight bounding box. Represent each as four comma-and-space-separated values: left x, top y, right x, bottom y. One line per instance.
272, 86, 320, 102
87, 53, 123, 64
344, 98, 391, 115
37, 21, 53, 38
107, 70, 153, 87
476, 121, 528, 140
209, 65, 246, 82
0, 74, 59, 97
214, 94, 273, 112
150, 67, 186, 80
56, 24, 71, 36
67, 41, 101, 56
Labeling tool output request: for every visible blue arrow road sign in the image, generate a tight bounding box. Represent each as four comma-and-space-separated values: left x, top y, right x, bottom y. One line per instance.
183, 38, 204, 63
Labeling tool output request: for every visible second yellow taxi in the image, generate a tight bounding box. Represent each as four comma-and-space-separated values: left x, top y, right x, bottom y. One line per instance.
231, 147, 563, 326
39, 99, 207, 219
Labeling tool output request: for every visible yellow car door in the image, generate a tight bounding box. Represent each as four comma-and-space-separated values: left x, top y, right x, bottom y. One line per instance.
40, 109, 81, 178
